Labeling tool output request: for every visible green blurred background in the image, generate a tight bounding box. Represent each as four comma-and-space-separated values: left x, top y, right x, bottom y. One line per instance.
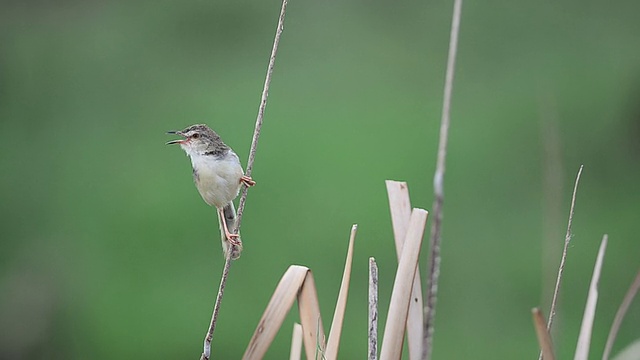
1, 0, 639, 358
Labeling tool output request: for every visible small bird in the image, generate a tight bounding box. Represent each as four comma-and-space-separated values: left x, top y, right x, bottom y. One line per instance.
166, 124, 255, 259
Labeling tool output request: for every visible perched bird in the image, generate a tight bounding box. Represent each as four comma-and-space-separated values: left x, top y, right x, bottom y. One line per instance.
166, 124, 255, 259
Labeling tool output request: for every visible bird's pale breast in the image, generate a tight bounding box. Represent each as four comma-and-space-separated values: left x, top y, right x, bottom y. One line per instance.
190, 151, 243, 208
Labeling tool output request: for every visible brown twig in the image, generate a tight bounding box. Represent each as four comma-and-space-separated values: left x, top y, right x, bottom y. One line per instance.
199, 1, 288, 359
422, 0, 463, 359
537, 165, 583, 360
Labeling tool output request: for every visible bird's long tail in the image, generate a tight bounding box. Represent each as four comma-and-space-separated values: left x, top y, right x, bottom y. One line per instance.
218, 202, 242, 260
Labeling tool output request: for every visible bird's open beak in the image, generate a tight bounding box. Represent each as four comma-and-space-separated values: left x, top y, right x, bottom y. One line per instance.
166, 130, 185, 145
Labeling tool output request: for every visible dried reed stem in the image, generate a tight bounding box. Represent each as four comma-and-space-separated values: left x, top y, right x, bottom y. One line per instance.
200, 250, 233, 360
537, 165, 584, 360
325, 225, 358, 359
547, 165, 583, 328
199, 1, 288, 358
290, 323, 303, 360
369, 257, 379, 360
422, 0, 462, 359
381, 209, 429, 360
236, 0, 288, 230
574, 234, 608, 360
532, 308, 556, 360
602, 269, 640, 360
386, 180, 423, 360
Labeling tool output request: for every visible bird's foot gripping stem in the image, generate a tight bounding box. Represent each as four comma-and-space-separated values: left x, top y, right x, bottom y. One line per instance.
240, 175, 256, 187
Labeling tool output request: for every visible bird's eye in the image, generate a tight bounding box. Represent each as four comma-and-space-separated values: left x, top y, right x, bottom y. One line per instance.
192, 133, 200, 139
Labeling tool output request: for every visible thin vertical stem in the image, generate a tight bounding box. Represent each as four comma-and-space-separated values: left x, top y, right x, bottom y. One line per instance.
199, 1, 289, 358
200, 250, 233, 360
422, 0, 463, 359
235, 0, 289, 231
369, 257, 379, 360
546, 165, 584, 330
537, 165, 584, 360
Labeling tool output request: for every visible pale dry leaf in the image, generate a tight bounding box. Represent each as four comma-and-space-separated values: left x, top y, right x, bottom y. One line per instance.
611, 339, 640, 360
298, 272, 326, 359
385, 180, 424, 360
289, 323, 303, 360
243, 266, 309, 360
574, 235, 608, 360
380, 208, 429, 360
325, 225, 358, 360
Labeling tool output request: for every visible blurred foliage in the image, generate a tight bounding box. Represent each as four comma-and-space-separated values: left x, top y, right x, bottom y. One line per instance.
1, 0, 640, 359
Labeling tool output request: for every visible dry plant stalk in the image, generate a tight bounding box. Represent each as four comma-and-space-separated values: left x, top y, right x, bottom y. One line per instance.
235, 0, 288, 228
423, 0, 463, 359
201, 250, 233, 360
602, 269, 640, 360
243, 227, 357, 359
199, 1, 289, 359
609, 340, 640, 360
385, 181, 423, 360
538, 165, 584, 360
574, 235, 608, 360
380, 209, 429, 360
369, 258, 379, 360
325, 225, 358, 359
546, 165, 584, 328
532, 308, 556, 360
290, 323, 303, 360
243, 265, 325, 360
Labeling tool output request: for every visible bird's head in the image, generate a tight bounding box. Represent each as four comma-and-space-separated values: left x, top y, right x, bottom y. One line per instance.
166, 124, 221, 156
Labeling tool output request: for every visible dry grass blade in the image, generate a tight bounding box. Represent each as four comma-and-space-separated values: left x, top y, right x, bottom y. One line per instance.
546, 165, 584, 328
386, 181, 413, 243
243, 266, 309, 359
385, 181, 423, 360
369, 257, 379, 360
532, 308, 556, 360
298, 272, 326, 359
611, 339, 640, 360
574, 235, 608, 360
245, 228, 359, 359
290, 323, 303, 360
380, 209, 429, 360
325, 225, 358, 360
423, 1, 463, 358
602, 269, 640, 360
539, 165, 584, 360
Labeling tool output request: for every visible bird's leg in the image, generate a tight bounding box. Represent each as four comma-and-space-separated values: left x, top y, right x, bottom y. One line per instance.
240, 175, 256, 187
217, 208, 241, 246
